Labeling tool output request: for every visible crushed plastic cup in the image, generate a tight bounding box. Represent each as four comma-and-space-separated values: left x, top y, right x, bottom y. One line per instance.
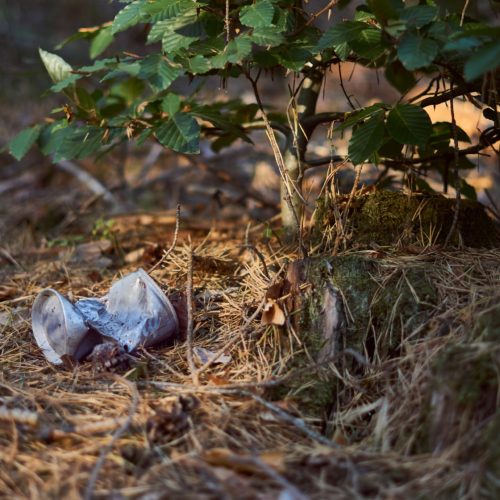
31, 289, 95, 365
75, 269, 179, 352
31, 269, 179, 365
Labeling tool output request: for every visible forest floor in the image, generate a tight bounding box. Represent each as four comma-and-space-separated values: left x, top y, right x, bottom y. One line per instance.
0, 151, 499, 498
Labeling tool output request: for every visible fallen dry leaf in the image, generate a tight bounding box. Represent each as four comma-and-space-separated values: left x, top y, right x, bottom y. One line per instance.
0, 284, 18, 301
261, 299, 285, 326
202, 448, 285, 475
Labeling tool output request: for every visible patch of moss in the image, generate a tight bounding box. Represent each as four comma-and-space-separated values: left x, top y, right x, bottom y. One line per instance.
271, 255, 437, 417
318, 190, 500, 248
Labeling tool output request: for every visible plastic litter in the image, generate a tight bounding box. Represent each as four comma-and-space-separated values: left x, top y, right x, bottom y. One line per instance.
31, 269, 179, 365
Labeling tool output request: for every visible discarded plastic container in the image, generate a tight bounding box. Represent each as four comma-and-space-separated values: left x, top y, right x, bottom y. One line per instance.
31, 289, 95, 365
31, 269, 179, 365
76, 269, 179, 352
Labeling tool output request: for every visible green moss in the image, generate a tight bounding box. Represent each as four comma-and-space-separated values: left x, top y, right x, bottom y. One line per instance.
318, 190, 500, 248
271, 254, 437, 417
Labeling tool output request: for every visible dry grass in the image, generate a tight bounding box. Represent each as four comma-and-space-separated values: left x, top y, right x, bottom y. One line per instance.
0, 215, 499, 499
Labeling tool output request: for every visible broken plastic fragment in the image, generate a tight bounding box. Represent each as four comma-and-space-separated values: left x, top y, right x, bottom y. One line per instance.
193, 346, 232, 366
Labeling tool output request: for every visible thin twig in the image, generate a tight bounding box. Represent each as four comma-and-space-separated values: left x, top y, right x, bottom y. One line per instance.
444, 81, 462, 248
461, 0, 471, 25
84, 376, 139, 500
339, 64, 356, 110
151, 381, 338, 448
240, 245, 270, 281
186, 244, 198, 385
55, 159, 118, 206
149, 204, 181, 273
246, 71, 303, 244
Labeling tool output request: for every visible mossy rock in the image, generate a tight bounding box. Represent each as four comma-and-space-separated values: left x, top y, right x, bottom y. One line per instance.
271, 254, 437, 417
316, 190, 500, 248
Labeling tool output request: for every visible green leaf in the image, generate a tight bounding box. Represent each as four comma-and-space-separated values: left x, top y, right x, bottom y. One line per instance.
414, 177, 435, 194
240, 0, 275, 29
161, 94, 181, 115
101, 61, 141, 81
75, 87, 96, 111
39, 48, 73, 84
387, 104, 432, 148
42, 125, 105, 161
80, 58, 117, 73
51, 74, 82, 92
397, 32, 438, 71
428, 20, 461, 42
211, 36, 253, 68
251, 28, 285, 47
399, 5, 437, 28
355, 6, 376, 22
385, 60, 416, 93
90, 27, 114, 58
378, 137, 403, 159
348, 111, 386, 165
429, 122, 471, 147
348, 27, 386, 61
55, 30, 95, 50
162, 12, 205, 54
111, 0, 146, 34
276, 46, 312, 71
8, 125, 42, 160
384, 20, 407, 38
334, 41, 351, 61
148, 19, 171, 44
460, 178, 477, 201
316, 21, 370, 51
138, 54, 181, 92
367, 0, 403, 24
155, 113, 200, 153
142, 0, 195, 23
190, 105, 252, 143
111, 77, 144, 102
443, 36, 482, 53
464, 41, 500, 81
335, 103, 385, 133
184, 55, 212, 73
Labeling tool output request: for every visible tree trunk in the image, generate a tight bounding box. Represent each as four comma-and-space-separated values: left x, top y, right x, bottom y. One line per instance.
281, 64, 324, 242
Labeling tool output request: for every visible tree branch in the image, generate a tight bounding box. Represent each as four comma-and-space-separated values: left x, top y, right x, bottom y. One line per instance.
304, 155, 346, 167
417, 82, 477, 108
241, 120, 290, 137
384, 132, 499, 167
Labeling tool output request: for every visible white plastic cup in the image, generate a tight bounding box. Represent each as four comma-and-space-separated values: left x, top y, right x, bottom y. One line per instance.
31, 289, 96, 365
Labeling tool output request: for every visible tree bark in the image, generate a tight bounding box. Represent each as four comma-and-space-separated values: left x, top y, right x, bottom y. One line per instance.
281, 63, 324, 242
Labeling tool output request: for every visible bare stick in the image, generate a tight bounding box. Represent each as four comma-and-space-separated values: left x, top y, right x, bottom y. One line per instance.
84, 376, 139, 500
186, 245, 198, 385
461, 0, 471, 25
149, 204, 181, 273
241, 244, 270, 281
339, 64, 356, 110
444, 81, 462, 248
151, 381, 338, 448
55, 160, 117, 206
245, 71, 303, 241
